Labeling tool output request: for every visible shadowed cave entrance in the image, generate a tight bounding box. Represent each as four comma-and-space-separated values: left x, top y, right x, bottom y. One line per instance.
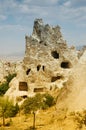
42, 65, 45, 71
37, 65, 41, 71
51, 75, 63, 82
26, 69, 31, 75
19, 82, 28, 91
61, 61, 71, 69
34, 88, 44, 92
21, 95, 27, 99
51, 51, 59, 59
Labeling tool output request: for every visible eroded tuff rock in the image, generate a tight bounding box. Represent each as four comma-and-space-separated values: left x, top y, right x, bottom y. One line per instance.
5, 19, 79, 104
0, 59, 19, 83
23, 19, 78, 83
56, 50, 86, 112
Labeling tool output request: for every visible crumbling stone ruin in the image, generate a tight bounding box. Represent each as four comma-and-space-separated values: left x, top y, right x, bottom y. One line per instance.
6, 19, 86, 108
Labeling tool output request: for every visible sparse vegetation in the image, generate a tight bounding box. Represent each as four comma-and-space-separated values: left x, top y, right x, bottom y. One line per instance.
0, 73, 16, 96
21, 93, 55, 129
43, 93, 55, 107
0, 97, 19, 126
0, 105, 86, 130
21, 93, 55, 114
5, 73, 16, 84
0, 82, 9, 96
69, 110, 86, 129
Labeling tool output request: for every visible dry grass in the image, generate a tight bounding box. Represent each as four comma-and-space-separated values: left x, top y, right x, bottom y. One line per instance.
0, 107, 86, 130
0, 107, 54, 130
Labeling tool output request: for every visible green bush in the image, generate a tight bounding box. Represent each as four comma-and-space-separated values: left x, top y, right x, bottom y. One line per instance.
6, 103, 19, 117
0, 73, 16, 96
43, 93, 55, 107
5, 73, 16, 84
0, 97, 19, 126
21, 93, 43, 114
0, 82, 9, 96
21, 93, 55, 114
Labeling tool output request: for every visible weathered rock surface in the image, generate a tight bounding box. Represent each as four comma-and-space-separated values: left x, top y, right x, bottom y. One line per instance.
5, 19, 80, 105
56, 50, 86, 111
0, 59, 19, 83
23, 19, 78, 85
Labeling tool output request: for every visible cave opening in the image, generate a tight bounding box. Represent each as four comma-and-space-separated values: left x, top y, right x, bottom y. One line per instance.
51, 75, 63, 82
42, 65, 45, 71
51, 51, 59, 59
22, 95, 27, 99
19, 82, 28, 91
37, 65, 41, 71
26, 68, 31, 75
34, 88, 44, 92
61, 61, 71, 69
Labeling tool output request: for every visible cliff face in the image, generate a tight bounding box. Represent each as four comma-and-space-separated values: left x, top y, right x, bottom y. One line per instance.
23, 19, 78, 84
5, 19, 79, 105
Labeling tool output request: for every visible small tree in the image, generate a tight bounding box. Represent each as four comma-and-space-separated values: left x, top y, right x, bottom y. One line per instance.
21, 93, 43, 129
0, 97, 10, 126
0, 97, 19, 126
21, 93, 43, 114
6, 103, 19, 118
21, 93, 55, 129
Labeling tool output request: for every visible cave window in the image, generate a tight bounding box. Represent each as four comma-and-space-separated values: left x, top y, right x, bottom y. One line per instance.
51, 76, 63, 82
42, 65, 45, 71
51, 51, 59, 59
34, 88, 44, 92
61, 61, 71, 69
26, 69, 31, 75
19, 82, 28, 91
37, 65, 41, 71
21, 95, 27, 99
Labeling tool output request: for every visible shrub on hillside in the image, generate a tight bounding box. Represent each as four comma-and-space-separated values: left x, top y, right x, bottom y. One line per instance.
5, 103, 19, 117
5, 73, 16, 84
43, 93, 55, 107
0, 97, 19, 126
0, 73, 16, 96
0, 82, 8, 96
21, 93, 43, 114
21, 93, 55, 114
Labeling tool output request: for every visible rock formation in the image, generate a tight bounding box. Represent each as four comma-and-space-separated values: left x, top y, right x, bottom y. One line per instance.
56, 50, 86, 112
5, 19, 80, 105
0, 59, 19, 83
